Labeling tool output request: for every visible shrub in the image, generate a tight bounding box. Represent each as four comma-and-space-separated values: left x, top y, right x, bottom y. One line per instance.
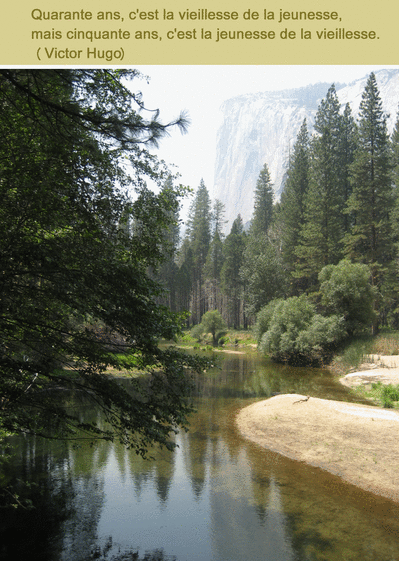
191, 324, 204, 342
370, 382, 399, 408
259, 294, 346, 364
254, 299, 284, 343
319, 260, 376, 335
198, 310, 227, 346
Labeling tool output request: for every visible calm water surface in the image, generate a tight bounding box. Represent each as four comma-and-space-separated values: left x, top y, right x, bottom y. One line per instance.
2, 350, 399, 561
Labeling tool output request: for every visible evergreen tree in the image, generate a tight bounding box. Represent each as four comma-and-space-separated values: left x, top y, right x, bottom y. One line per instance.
295, 85, 348, 288
203, 230, 224, 310
392, 107, 399, 191
241, 233, 287, 316
280, 119, 310, 292
343, 73, 394, 331
343, 74, 394, 280
203, 199, 226, 310
211, 198, 227, 238
176, 238, 194, 321
185, 180, 212, 321
250, 163, 274, 235
220, 216, 246, 328
153, 177, 181, 311
339, 103, 358, 234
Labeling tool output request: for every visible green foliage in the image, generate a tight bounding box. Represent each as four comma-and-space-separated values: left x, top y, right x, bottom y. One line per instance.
250, 163, 274, 236
319, 259, 376, 335
241, 234, 287, 315
198, 310, 227, 346
369, 382, 399, 408
343, 72, 394, 297
0, 69, 208, 457
257, 260, 377, 365
280, 118, 310, 286
186, 179, 212, 269
191, 324, 204, 342
329, 334, 373, 375
220, 215, 246, 328
182, 179, 212, 321
203, 230, 224, 282
254, 299, 284, 343
151, 73, 399, 336
258, 295, 345, 364
294, 85, 351, 288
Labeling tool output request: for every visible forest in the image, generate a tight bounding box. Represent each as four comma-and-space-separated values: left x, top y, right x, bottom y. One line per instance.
159, 72, 399, 363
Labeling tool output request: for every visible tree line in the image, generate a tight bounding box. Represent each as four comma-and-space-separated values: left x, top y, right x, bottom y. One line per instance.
160, 73, 399, 345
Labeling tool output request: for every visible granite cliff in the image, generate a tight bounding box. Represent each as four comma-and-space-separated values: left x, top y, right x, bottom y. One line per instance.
213, 69, 399, 230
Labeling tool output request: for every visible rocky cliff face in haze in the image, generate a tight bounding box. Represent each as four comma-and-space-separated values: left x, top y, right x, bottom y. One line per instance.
213, 69, 399, 230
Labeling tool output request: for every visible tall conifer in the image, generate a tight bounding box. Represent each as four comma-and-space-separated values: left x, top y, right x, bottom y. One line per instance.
343, 73, 393, 277
250, 163, 274, 235
187, 179, 212, 320
280, 118, 309, 292
343, 73, 394, 331
294, 85, 347, 287
220, 216, 246, 328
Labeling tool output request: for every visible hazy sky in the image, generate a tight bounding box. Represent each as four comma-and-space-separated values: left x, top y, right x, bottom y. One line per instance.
134, 65, 399, 209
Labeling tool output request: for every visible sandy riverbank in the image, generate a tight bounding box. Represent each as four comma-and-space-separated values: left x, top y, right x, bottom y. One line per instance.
236, 380, 399, 502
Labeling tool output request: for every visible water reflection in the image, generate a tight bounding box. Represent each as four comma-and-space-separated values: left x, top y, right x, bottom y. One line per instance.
1, 351, 399, 561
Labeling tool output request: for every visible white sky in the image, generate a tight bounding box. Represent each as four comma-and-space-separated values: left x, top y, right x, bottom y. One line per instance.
133, 65, 399, 213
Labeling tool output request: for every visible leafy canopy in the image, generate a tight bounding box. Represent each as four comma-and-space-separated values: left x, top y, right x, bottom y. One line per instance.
0, 69, 207, 457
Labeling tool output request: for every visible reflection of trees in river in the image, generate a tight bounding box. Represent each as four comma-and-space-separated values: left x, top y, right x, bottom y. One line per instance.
1, 433, 106, 561
4, 351, 399, 561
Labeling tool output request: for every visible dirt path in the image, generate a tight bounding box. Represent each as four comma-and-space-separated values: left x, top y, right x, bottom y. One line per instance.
236, 393, 399, 502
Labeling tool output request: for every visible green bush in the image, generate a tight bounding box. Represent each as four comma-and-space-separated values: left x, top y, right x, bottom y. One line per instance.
191, 324, 204, 342
259, 295, 345, 364
199, 310, 227, 346
369, 382, 399, 408
254, 299, 284, 343
319, 260, 376, 335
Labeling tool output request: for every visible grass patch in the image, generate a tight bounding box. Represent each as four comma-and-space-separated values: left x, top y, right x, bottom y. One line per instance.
365, 382, 399, 408
329, 334, 374, 375
367, 331, 399, 356
329, 330, 399, 376
211, 329, 257, 347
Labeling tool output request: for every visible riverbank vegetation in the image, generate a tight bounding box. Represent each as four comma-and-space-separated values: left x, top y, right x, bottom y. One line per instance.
2, 69, 399, 512
159, 72, 399, 367
0, 70, 210, 466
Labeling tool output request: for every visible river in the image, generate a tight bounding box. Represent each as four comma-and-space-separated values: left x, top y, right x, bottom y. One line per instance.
1, 349, 399, 560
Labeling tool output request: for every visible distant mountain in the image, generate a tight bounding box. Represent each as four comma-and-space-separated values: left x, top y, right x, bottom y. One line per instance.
213, 69, 399, 231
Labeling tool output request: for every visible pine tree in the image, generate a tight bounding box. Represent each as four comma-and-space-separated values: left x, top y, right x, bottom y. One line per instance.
185, 179, 212, 321
240, 233, 287, 316
211, 199, 227, 238
280, 119, 310, 292
339, 104, 357, 234
203, 230, 224, 310
220, 216, 246, 328
343, 73, 394, 330
250, 163, 274, 235
153, 177, 181, 311
380, 107, 399, 327
294, 85, 347, 288
343, 73, 394, 275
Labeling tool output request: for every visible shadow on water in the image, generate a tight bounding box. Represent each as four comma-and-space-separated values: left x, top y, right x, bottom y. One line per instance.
1, 350, 399, 561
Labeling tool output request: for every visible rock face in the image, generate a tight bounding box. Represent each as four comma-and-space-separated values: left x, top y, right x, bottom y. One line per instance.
213, 69, 399, 231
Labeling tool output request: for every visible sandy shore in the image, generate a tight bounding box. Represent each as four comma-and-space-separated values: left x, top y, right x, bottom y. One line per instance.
340, 354, 399, 388
236, 381, 399, 501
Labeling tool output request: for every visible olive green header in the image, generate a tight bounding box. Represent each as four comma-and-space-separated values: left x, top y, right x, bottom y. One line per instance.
1, 0, 397, 65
